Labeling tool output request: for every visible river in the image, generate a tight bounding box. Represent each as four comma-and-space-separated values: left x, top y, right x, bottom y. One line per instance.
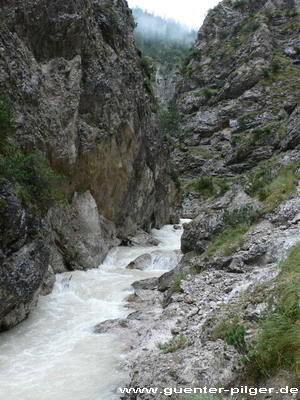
0, 221, 188, 400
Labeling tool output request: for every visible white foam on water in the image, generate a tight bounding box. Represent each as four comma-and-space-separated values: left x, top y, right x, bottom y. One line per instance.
0, 221, 189, 400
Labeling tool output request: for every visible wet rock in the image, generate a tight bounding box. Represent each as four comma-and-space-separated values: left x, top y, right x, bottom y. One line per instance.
126, 250, 182, 271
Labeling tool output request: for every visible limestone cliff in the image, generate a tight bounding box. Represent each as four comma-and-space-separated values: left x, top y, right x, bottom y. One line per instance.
0, 0, 171, 329
99, 0, 300, 397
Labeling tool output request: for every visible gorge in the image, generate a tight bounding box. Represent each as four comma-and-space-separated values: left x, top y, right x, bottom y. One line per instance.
0, 0, 300, 399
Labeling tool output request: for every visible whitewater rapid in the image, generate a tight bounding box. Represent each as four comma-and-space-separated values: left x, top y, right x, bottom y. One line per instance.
0, 221, 188, 400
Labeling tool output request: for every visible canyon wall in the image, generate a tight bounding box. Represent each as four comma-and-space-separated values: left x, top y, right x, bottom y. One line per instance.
0, 0, 171, 330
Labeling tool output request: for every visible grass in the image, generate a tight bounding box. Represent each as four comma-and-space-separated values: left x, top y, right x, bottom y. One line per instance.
210, 316, 241, 341
201, 88, 219, 99
171, 272, 187, 293
225, 324, 247, 352
189, 146, 212, 159
247, 243, 300, 379
204, 223, 251, 258
248, 162, 300, 209
263, 165, 299, 210
157, 333, 189, 353
190, 177, 215, 196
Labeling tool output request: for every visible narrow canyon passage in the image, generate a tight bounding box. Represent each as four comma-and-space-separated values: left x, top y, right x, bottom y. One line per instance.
0, 222, 188, 400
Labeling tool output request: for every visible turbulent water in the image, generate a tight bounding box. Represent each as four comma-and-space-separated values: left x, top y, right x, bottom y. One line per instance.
0, 222, 188, 400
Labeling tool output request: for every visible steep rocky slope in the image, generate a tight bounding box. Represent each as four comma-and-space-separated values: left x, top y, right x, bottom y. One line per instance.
0, 0, 171, 330
98, 0, 300, 397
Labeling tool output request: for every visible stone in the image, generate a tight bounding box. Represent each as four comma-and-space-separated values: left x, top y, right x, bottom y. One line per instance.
126, 250, 182, 271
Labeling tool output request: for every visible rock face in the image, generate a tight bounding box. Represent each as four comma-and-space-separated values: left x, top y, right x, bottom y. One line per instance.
153, 64, 178, 108
0, 181, 49, 331
172, 0, 300, 180
101, 0, 300, 397
0, 0, 171, 329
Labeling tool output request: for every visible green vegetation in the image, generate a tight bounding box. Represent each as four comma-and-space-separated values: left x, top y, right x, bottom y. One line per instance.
157, 333, 189, 353
248, 243, 300, 379
205, 222, 250, 258
243, 20, 260, 33
0, 93, 65, 211
248, 162, 300, 210
137, 56, 155, 75
232, 0, 248, 8
189, 146, 212, 159
222, 204, 254, 227
2, 150, 64, 209
193, 177, 215, 195
225, 325, 247, 352
201, 88, 219, 99
285, 8, 298, 18
171, 271, 187, 293
132, 8, 196, 67
159, 103, 181, 134
270, 59, 282, 73
248, 165, 273, 201
218, 180, 230, 196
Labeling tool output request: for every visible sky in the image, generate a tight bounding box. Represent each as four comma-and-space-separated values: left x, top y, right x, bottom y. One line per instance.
127, 0, 221, 29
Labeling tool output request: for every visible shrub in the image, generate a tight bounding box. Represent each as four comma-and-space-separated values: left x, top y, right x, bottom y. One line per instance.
218, 180, 230, 196
0, 95, 65, 211
262, 67, 270, 78
157, 333, 189, 353
201, 88, 218, 99
138, 56, 155, 75
159, 104, 181, 134
194, 177, 215, 195
1, 147, 65, 211
243, 21, 260, 33
285, 8, 298, 17
270, 59, 282, 73
232, 0, 248, 8
219, 30, 229, 39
